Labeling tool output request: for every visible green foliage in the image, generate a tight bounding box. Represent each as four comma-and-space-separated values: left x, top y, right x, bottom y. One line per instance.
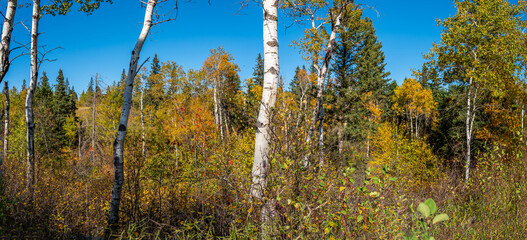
405, 198, 449, 240
327, 8, 394, 162
42, 0, 113, 16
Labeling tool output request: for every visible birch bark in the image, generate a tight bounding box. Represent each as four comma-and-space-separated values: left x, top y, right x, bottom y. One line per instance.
108, 0, 156, 226
25, 0, 40, 193
465, 77, 478, 183
0, 0, 17, 83
303, 11, 343, 167
251, 0, 279, 236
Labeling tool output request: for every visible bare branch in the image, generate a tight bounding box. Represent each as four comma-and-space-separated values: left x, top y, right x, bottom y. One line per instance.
152, 0, 178, 26
137, 56, 151, 72
20, 21, 31, 33
36, 46, 63, 72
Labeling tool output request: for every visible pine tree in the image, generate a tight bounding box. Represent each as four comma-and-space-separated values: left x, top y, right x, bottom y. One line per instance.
87, 77, 94, 93
330, 15, 393, 150
252, 53, 264, 87
53, 69, 71, 145
35, 72, 59, 156
151, 53, 160, 75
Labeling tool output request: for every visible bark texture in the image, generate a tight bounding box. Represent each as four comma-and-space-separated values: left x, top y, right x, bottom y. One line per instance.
108, 0, 156, 226
303, 9, 343, 167
25, 0, 40, 193
0, 0, 17, 82
251, 0, 279, 237
465, 77, 477, 183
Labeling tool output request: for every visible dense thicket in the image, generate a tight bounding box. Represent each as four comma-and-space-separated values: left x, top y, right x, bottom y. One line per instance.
1, 0, 527, 239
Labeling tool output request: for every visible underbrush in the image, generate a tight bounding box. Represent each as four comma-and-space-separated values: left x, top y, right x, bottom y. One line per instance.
0, 141, 526, 239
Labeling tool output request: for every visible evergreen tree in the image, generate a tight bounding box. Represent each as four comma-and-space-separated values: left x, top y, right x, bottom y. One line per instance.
35, 72, 60, 157
53, 69, 71, 144
289, 65, 311, 103
330, 15, 393, 149
151, 53, 160, 75
252, 53, 264, 87
22, 79, 27, 90
36, 72, 53, 106
87, 77, 94, 93
120, 68, 126, 88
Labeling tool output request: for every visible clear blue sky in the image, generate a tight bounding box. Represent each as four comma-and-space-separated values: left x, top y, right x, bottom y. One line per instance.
2, 0, 456, 92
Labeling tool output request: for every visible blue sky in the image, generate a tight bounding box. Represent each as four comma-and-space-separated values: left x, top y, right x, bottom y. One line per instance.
3, 0, 456, 92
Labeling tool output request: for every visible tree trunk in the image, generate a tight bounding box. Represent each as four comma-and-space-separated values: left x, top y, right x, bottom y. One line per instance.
92, 74, 97, 164
25, 0, 40, 194
303, 11, 343, 167
522, 104, 524, 135
251, 0, 279, 237
317, 107, 324, 166
0, 0, 17, 83
465, 77, 477, 183
108, 0, 156, 226
213, 77, 224, 140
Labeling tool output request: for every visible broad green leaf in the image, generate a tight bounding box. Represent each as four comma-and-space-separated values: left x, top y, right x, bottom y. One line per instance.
433, 213, 449, 224
417, 202, 430, 218
357, 215, 363, 222
425, 198, 437, 215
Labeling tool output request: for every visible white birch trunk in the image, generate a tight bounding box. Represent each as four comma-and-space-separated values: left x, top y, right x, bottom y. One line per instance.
0, 0, 17, 82
3, 81, 9, 163
108, 0, 156, 226
465, 77, 477, 183
213, 77, 224, 140
521, 104, 524, 135
251, 0, 279, 236
317, 107, 324, 166
303, 11, 343, 167
25, 0, 39, 193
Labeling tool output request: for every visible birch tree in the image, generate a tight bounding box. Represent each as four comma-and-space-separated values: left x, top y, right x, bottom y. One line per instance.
250, 0, 279, 236
287, 0, 355, 167
25, 0, 112, 194
25, 0, 40, 193
425, 0, 527, 182
0, 0, 17, 83
108, 0, 157, 226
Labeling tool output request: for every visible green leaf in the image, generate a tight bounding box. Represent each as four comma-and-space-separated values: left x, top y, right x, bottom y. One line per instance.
433, 213, 449, 224
417, 202, 430, 218
357, 215, 363, 222
425, 198, 437, 215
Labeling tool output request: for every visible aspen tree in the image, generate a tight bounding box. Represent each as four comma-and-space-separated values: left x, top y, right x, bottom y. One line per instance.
250, 0, 279, 237
0, 0, 17, 83
108, 0, 157, 226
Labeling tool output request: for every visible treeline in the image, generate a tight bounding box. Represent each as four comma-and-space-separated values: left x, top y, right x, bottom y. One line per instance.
1, 0, 527, 239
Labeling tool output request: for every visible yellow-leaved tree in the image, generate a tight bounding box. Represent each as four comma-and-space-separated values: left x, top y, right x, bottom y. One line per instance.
392, 78, 437, 139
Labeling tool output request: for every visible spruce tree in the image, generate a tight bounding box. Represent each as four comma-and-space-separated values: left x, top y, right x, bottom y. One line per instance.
252, 53, 264, 87
151, 53, 160, 75
53, 69, 70, 145
87, 77, 94, 93
331, 16, 393, 147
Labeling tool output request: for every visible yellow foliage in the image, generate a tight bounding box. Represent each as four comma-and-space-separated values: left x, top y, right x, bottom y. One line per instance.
370, 122, 440, 187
